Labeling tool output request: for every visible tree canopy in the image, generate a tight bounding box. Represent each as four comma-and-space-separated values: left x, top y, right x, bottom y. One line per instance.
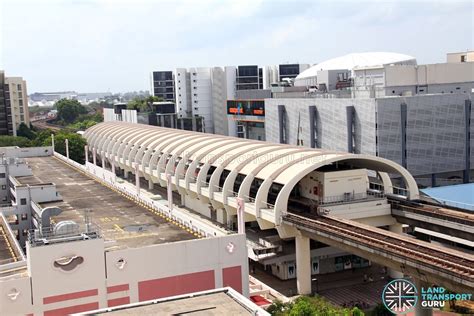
17, 123, 37, 140
42, 131, 87, 163
55, 99, 88, 123
0, 136, 32, 148
127, 96, 163, 112
267, 296, 365, 316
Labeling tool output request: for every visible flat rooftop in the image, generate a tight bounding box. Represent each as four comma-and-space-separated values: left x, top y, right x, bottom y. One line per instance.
80, 288, 266, 315
0, 218, 14, 263
18, 156, 195, 249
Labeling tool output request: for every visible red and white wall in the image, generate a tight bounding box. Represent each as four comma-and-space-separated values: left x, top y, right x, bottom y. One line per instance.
0, 233, 248, 315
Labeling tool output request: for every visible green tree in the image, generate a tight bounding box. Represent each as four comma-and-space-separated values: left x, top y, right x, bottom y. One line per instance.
17, 123, 37, 140
43, 132, 86, 163
55, 99, 87, 123
127, 96, 163, 112
32, 129, 55, 147
0, 136, 32, 147
289, 297, 318, 316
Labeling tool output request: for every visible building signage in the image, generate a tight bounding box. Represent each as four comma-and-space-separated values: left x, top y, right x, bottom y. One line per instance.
227, 100, 265, 117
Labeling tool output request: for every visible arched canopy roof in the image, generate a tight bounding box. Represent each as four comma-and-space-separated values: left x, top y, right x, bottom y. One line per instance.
84, 122, 419, 223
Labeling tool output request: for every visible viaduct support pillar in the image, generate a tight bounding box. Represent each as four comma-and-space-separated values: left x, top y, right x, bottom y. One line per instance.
295, 234, 312, 295
148, 179, 154, 190
389, 223, 404, 279
414, 278, 433, 316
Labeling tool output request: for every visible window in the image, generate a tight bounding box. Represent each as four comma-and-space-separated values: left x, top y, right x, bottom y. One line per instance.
21, 213, 27, 220
194, 100, 198, 103
178, 80, 181, 83
20, 198, 27, 205
193, 93, 197, 96
1, 185, 5, 190
461, 55, 466, 62
0, 173, 5, 178
17, 84, 22, 91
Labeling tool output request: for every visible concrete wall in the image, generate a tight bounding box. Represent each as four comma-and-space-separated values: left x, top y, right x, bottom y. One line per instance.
0, 232, 248, 315
0, 146, 53, 158
376, 94, 470, 177
264, 98, 377, 155
211, 67, 228, 136
446, 51, 474, 63
265, 93, 472, 180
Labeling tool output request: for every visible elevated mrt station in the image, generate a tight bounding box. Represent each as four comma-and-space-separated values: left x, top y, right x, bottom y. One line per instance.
85, 122, 473, 298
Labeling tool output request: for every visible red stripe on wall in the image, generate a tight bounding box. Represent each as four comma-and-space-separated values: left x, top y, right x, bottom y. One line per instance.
43, 289, 98, 305
223, 266, 242, 293
108, 296, 130, 307
43, 302, 99, 316
138, 270, 215, 302
107, 284, 129, 294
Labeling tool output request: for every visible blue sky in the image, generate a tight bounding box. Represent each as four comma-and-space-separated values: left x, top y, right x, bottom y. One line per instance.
0, 0, 472, 93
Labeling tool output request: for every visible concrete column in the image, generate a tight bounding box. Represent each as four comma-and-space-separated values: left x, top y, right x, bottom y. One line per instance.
92, 148, 97, 165
389, 223, 404, 279
414, 278, 433, 316
84, 145, 89, 163
51, 134, 55, 152
295, 234, 312, 295
124, 170, 129, 178
65, 139, 69, 159
236, 198, 245, 234
135, 165, 140, 195
166, 174, 173, 210
148, 179, 154, 190
111, 160, 115, 175
101, 157, 105, 169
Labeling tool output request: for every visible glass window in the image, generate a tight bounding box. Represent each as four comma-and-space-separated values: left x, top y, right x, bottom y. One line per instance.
20, 198, 27, 205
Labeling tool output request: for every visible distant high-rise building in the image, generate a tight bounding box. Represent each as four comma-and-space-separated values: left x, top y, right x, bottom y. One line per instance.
175, 67, 230, 135
151, 71, 175, 102
5, 77, 29, 135
0, 71, 12, 135
235, 65, 263, 90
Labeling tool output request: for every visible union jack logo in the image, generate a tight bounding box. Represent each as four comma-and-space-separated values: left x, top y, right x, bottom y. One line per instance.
382, 279, 418, 314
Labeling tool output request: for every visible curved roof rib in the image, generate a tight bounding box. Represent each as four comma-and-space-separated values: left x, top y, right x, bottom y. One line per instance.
84, 122, 419, 226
